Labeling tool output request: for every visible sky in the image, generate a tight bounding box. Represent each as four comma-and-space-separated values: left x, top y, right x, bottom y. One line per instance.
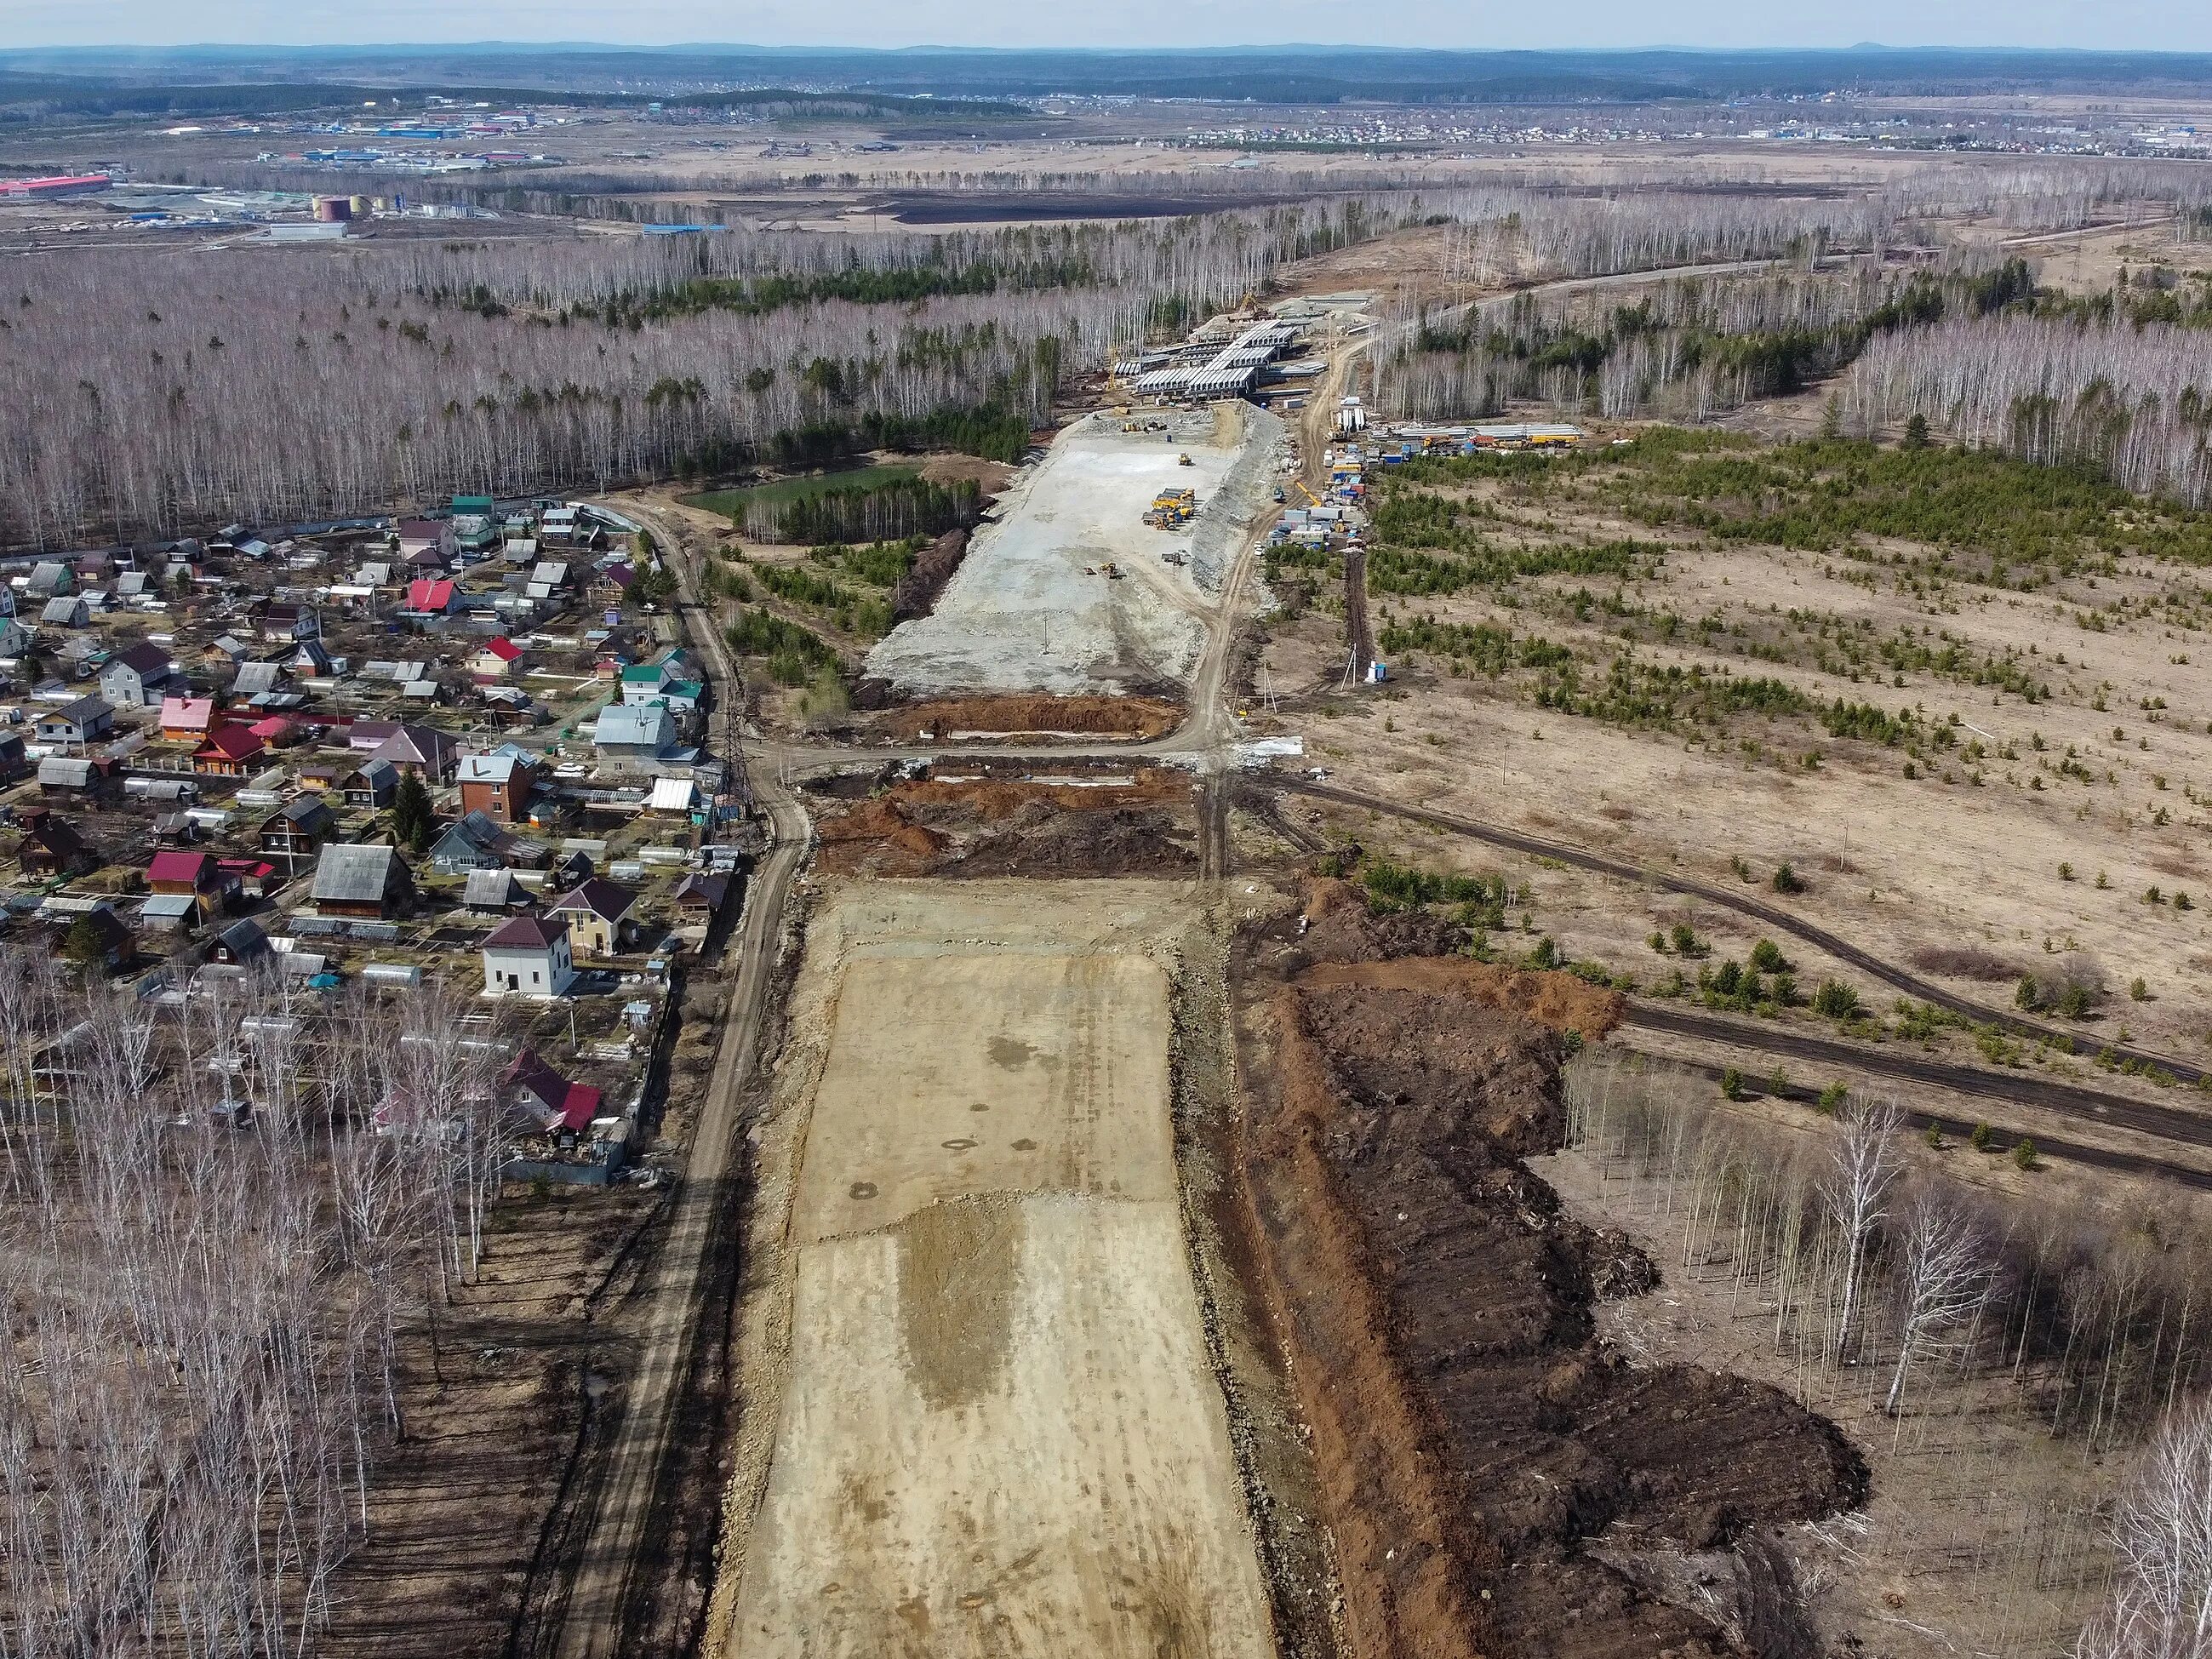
5, 0, 2210, 52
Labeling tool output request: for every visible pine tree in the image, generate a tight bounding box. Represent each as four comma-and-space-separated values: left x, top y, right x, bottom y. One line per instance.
391, 771, 436, 854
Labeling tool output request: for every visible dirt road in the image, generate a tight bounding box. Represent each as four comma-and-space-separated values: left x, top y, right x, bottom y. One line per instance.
546, 504, 812, 1659
1278, 776, 2206, 1085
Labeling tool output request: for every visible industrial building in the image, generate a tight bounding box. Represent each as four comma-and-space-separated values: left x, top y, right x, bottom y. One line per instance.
1115, 317, 1306, 403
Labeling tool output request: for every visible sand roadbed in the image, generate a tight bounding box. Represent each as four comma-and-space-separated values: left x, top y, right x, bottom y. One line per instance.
711, 880, 1276, 1659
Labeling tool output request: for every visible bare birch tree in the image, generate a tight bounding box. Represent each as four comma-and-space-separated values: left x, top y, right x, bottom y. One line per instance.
2078, 1397, 2212, 1659
1884, 1193, 1999, 1416
1826, 1096, 1904, 1364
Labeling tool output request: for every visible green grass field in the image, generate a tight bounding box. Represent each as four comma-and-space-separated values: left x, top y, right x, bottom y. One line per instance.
681, 462, 923, 520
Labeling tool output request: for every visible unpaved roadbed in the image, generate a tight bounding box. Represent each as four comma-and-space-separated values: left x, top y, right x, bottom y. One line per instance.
713, 880, 1275, 1659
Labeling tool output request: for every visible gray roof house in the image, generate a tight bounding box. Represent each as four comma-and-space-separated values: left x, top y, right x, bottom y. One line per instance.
463, 866, 529, 912
310, 844, 416, 919
592, 700, 677, 768
40, 595, 89, 629
35, 695, 113, 747
99, 641, 179, 707
430, 809, 547, 875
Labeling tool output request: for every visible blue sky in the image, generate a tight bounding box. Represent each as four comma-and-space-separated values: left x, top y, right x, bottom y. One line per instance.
7, 0, 2209, 52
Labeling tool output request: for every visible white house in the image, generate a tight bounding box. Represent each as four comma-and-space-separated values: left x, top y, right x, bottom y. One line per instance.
482, 912, 576, 998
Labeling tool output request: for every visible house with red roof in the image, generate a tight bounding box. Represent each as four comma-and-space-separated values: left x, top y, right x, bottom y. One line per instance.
404, 578, 458, 615
191, 724, 267, 777
146, 849, 239, 916
469, 636, 523, 682
501, 1048, 603, 1132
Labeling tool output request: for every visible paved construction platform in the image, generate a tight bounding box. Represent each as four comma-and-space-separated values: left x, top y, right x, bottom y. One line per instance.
864, 406, 1280, 698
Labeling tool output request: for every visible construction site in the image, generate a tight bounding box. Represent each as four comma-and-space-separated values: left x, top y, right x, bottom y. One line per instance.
15, 88, 2212, 1659
862, 401, 1289, 698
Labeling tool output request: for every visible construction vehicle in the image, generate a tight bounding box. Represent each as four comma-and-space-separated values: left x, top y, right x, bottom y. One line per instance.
1177, 453, 1194, 466
1099, 561, 1123, 580
1145, 485, 1197, 529
1290, 478, 1326, 510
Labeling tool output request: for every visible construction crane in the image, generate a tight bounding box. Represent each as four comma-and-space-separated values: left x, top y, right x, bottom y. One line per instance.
1290, 478, 1326, 510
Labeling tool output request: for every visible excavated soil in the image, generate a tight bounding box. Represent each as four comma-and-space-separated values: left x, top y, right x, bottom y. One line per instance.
866, 693, 1183, 742
1232, 888, 1866, 1659
814, 767, 1197, 879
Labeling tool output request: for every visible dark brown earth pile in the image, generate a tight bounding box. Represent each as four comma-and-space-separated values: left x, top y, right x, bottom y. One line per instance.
890, 526, 973, 623
814, 769, 1196, 878
1299, 876, 1471, 963
865, 692, 1182, 741
1236, 950, 1865, 1659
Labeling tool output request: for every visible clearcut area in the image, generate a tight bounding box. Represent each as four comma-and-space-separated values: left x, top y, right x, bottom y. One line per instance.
717, 881, 1275, 1659
863, 404, 1285, 698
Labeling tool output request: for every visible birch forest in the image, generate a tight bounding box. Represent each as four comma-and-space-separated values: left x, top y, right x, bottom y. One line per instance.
0, 199, 1385, 549
1563, 1050, 2212, 1655
0, 950, 513, 1659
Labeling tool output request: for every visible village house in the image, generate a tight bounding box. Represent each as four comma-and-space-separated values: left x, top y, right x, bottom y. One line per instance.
339, 758, 398, 810
310, 844, 415, 919
99, 641, 180, 707
501, 1048, 603, 1132
463, 867, 529, 912
259, 796, 335, 870
0, 732, 27, 783
468, 637, 523, 683
673, 872, 729, 916
25, 560, 71, 599
255, 600, 320, 642
159, 695, 215, 741
395, 518, 447, 564
146, 849, 240, 917
591, 701, 677, 770
14, 809, 97, 878
457, 749, 536, 822
403, 577, 459, 618
371, 723, 458, 783
35, 695, 113, 748
39, 594, 89, 630
619, 658, 686, 705
191, 724, 268, 778
37, 756, 100, 797
429, 809, 546, 876
211, 917, 271, 968
481, 912, 575, 998
54, 903, 130, 974
547, 876, 637, 959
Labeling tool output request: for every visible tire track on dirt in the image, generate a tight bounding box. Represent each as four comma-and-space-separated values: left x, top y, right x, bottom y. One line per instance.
1278, 776, 2207, 1086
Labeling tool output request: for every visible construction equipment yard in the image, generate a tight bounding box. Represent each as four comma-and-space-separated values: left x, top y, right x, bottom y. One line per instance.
709, 881, 1276, 1659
